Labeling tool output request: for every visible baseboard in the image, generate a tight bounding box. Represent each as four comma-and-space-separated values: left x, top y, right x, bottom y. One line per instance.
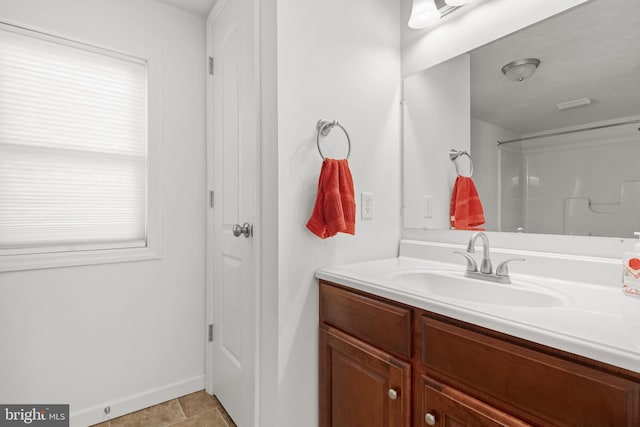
70, 375, 205, 427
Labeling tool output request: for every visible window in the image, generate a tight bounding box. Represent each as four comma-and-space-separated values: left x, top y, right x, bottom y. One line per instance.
0, 23, 159, 271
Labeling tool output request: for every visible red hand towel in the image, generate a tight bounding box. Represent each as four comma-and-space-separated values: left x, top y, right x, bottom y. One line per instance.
306, 159, 356, 238
450, 176, 485, 230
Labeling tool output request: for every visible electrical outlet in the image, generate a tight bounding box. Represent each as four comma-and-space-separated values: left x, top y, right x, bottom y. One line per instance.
361, 192, 374, 219
423, 195, 433, 218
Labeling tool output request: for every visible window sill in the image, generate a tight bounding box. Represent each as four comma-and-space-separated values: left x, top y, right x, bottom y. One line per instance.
0, 246, 161, 273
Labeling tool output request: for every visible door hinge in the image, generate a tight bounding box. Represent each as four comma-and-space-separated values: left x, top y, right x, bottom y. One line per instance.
209, 190, 214, 208
208, 56, 214, 75
208, 324, 214, 342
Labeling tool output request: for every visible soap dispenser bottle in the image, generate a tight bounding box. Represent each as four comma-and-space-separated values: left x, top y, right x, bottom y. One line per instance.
623, 232, 640, 297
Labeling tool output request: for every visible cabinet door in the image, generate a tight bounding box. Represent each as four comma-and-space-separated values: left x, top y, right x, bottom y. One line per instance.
320, 326, 411, 427
422, 376, 530, 427
422, 316, 640, 426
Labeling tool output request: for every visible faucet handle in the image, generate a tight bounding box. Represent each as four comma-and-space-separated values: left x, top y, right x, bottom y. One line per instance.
496, 258, 526, 277
454, 251, 478, 272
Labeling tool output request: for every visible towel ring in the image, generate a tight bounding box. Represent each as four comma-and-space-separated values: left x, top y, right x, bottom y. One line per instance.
449, 149, 473, 177
316, 119, 351, 160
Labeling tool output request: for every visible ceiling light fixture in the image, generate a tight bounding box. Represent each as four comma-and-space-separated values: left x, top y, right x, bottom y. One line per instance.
501, 58, 541, 82
408, 0, 441, 29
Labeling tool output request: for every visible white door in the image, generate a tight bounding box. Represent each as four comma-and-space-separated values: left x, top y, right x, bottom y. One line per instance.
206, 0, 257, 425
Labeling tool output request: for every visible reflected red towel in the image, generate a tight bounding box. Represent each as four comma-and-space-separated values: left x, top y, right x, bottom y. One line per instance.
306, 159, 355, 239
450, 176, 485, 230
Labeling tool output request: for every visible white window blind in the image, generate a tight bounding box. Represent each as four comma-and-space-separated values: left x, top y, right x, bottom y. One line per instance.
0, 24, 148, 254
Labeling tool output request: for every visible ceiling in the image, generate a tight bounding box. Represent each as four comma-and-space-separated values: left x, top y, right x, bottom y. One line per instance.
470, 0, 640, 135
157, 0, 216, 16
160, 0, 639, 134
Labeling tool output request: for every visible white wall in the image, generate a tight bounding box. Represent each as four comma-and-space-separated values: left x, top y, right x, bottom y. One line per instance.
0, 1, 206, 425
404, 54, 470, 230
257, 0, 279, 425
275, 0, 402, 425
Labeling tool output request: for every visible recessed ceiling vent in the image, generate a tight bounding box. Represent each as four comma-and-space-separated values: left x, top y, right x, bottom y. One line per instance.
556, 97, 592, 110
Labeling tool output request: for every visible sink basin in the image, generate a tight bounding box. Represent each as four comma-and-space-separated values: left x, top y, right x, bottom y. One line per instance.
387, 270, 565, 308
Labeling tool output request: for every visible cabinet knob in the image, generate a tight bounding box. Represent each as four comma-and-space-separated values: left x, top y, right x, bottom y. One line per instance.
425, 413, 437, 426
388, 388, 398, 400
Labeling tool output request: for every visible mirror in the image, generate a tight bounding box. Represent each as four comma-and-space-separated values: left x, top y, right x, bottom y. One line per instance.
403, 0, 640, 238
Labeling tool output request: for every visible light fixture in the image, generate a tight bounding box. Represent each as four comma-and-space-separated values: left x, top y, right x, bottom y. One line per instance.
444, 0, 469, 5
501, 58, 541, 82
408, 0, 441, 29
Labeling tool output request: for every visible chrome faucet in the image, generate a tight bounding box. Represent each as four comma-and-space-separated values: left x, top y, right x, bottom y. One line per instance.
467, 231, 493, 274
455, 232, 525, 284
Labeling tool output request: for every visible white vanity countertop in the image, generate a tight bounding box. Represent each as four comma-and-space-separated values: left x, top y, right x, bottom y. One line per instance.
316, 256, 640, 373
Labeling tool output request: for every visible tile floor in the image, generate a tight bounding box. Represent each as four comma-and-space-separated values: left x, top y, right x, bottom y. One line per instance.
90, 390, 237, 427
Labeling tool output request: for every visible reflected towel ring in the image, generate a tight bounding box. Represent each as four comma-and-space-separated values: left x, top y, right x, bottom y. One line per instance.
449, 149, 473, 177
316, 119, 351, 160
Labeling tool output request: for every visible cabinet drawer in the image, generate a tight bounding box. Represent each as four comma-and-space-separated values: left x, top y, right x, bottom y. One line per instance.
320, 281, 411, 358
422, 376, 530, 427
422, 316, 640, 426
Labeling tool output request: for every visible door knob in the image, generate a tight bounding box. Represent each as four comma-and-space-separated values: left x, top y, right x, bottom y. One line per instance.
232, 222, 253, 238
388, 388, 398, 400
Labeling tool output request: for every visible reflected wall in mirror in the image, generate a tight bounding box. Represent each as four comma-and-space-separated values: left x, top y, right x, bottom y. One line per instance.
403, 0, 640, 238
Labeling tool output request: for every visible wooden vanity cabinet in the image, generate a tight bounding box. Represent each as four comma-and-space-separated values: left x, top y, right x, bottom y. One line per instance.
421, 315, 640, 426
320, 327, 411, 427
319, 280, 640, 427
320, 281, 412, 427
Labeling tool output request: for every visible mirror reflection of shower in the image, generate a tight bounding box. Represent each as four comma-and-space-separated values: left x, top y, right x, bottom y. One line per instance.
489, 120, 640, 237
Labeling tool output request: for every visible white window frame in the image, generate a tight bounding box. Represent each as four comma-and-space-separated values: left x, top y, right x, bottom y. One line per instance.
0, 22, 162, 272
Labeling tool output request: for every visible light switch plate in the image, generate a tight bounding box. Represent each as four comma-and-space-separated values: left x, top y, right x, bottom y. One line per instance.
424, 195, 433, 218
